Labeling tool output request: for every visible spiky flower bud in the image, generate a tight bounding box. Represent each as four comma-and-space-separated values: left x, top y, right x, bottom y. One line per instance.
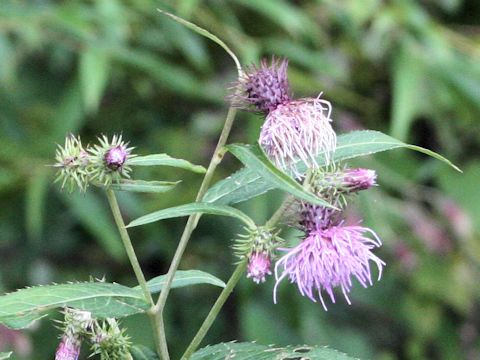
88, 135, 134, 186
89, 318, 132, 360
230, 58, 291, 114
309, 167, 377, 203
342, 168, 377, 191
53, 135, 91, 192
234, 226, 282, 284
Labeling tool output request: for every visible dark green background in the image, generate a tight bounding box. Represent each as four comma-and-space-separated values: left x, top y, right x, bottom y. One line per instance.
0, 0, 479, 359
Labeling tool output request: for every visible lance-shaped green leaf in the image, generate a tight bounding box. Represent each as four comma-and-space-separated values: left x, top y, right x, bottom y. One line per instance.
0, 270, 225, 329
226, 144, 335, 208
127, 154, 206, 173
109, 180, 179, 193
0, 282, 149, 329
135, 270, 225, 294
127, 202, 255, 228
191, 342, 357, 360
1, 313, 47, 330
205, 131, 460, 205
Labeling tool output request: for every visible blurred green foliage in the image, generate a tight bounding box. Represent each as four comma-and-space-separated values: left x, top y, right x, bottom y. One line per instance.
0, 0, 479, 359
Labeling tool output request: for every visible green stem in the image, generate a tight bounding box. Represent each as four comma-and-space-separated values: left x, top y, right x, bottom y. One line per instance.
106, 189, 154, 306
181, 260, 247, 360
153, 106, 238, 360
107, 189, 164, 356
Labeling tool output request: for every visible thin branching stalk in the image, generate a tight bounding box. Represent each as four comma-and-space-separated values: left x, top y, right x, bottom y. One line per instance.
106, 189, 164, 356
106, 189, 154, 305
152, 105, 239, 360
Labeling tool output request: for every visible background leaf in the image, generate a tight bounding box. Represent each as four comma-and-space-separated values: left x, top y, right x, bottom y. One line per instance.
79, 47, 110, 113
61, 191, 125, 261
131, 345, 159, 360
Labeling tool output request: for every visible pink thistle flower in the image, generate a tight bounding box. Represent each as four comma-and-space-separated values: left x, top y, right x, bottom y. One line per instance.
105, 144, 129, 170
230, 58, 290, 113
55, 336, 80, 360
247, 252, 272, 284
342, 168, 377, 192
274, 224, 385, 310
259, 95, 336, 176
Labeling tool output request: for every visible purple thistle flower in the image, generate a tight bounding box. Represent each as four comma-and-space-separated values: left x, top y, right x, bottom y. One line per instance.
342, 168, 377, 192
231, 57, 291, 113
274, 223, 385, 310
259, 95, 337, 176
105, 144, 129, 170
55, 336, 80, 360
247, 252, 272, 284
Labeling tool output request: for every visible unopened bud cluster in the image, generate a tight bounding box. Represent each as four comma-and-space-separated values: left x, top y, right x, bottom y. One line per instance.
234, 226, 282, 284
55, 308, 131, 360
53, 134, 134, 192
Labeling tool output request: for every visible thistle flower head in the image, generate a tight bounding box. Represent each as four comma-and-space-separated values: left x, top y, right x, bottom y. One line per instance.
230, 57, 291, 113
297, 203, 340, 232
55, 336, 81, 360
55, 308, 92, 360
247, 251, 272, 284
105, 145, 128, 170
87, 135, 134, 187
53, 135, 90, 192
342, 168, 377, 191
57, 308, 92, 337
89, 318, 131, 360
274, 224, 385, 310
259, 95, 336, 177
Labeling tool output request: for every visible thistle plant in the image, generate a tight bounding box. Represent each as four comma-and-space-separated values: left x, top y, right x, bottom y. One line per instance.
0, 10, 460, 360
